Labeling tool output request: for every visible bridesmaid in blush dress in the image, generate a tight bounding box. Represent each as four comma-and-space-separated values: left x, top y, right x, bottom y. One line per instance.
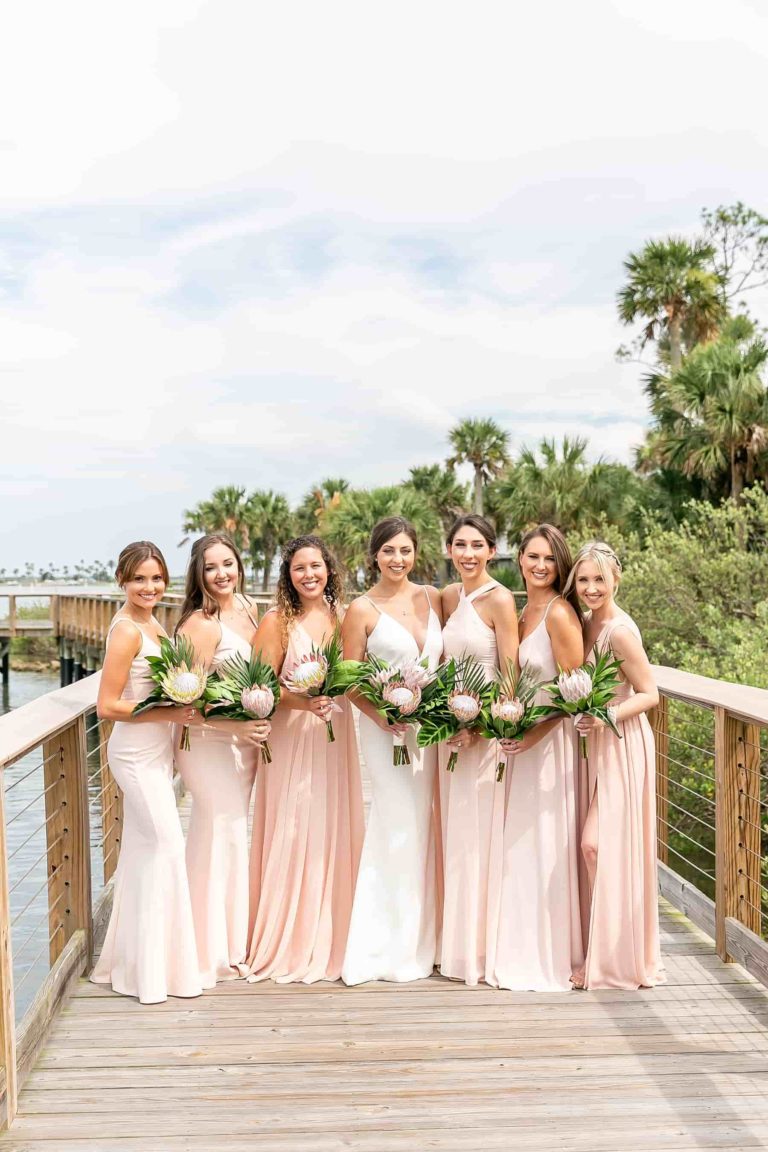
91, 542, 202, 1004
246, 536, 364, 984
568, 542, 663, 990
342, 517, 443, 985
175, 535, 270, 987
489, 524, 585, 991
438, 514, 519, 986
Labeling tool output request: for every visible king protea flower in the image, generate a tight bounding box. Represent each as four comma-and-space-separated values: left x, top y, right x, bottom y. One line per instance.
491, 696, 525, 725
283, 654, 329, 694
240, 685, 275, 719
161, 664, 207, 705
447, 691, 482, 724
382, 681, 421, 716
556, 667, 593, 706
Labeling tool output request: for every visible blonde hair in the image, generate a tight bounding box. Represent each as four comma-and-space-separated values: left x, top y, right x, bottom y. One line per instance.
564, 541, 622, 600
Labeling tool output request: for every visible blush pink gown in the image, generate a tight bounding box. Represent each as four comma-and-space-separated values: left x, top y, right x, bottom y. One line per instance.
438, 581, 506, 986
575, 611, 664, 990
176, 614, 259, 987
91, 617, 202, 1004
246, 620, 364, 983
488, 596, 584, 991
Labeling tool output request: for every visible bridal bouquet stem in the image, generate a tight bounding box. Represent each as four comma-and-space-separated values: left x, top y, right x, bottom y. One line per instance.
417, 655, 492, 772
205, 651, 280, 762
132, 634, 208, 750
477, 661, 551, 782
546, 645, 624, 759
352, 656, 440, 765
281, 629, 360, 741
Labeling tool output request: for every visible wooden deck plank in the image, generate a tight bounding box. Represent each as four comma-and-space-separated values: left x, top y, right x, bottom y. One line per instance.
5, 795, 768, 1152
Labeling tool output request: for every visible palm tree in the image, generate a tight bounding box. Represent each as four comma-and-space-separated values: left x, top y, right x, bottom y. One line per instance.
447, 418, 510, 515
494, 437, 645, 538
181, 485, 251, 552
642, 335, 768, 503
406, 465, 469, 533
618, 237, 723, 369
247, 490, 294, 591
321, 486, 443, 589
295, 477, 350, 534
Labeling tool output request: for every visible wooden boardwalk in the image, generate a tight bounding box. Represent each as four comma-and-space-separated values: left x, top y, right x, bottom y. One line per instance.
2, 898, 767, 1151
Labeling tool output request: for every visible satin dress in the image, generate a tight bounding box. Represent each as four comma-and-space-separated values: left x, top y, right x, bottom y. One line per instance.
342, 589, 443, 985
176, 613, 259, 986
91, 616, 202, 1004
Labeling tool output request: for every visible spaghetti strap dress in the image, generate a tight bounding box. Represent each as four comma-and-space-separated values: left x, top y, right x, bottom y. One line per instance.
91, 616, 202, 1003
489, 597, 584, 990
246, 618, 365, 983
575, 610, 664, 989
176, 609, 259, 986
342, 588, 443, 985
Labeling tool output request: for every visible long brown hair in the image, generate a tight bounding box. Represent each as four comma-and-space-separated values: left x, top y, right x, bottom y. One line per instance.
115, 541, 169, 587
518, 523, 582, 619
446, 514, 497, 548
176, 534, 249, 633
275, 535, 343, 639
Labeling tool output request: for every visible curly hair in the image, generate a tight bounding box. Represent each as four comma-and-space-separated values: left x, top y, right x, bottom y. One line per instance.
275, 535, 343, 639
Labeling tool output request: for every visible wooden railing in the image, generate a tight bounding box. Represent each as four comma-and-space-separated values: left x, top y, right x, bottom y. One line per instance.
2, 661, 768, 1128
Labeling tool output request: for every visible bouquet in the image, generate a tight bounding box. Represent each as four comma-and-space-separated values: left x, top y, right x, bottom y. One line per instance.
477, 661, 551, 782
417, 655, 492, 772
281, 629, 360, 741
547, 645, 624, 759
352, 656, 439, 765
205, 651, 280, 763
132, 634, 208, 750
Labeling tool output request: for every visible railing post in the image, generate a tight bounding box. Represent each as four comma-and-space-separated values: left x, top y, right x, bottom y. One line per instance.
7, 598, 15, 640
0, 773, 18, 1127
98, 721, 122, 884
649, 694, 669, 866
714, 707, 760, 960
43, 718, 93, 966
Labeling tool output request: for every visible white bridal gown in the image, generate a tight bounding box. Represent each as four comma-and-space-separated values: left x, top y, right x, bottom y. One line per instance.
342, 589, 443, 985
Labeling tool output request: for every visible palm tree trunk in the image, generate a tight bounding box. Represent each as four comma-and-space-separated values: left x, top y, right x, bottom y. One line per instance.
473, 469, 484, 515
668, 315, 682, 370
261, 548, 273, 592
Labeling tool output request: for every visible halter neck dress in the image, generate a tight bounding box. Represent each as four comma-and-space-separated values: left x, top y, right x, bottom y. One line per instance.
438, 581, 508, 986
342, 587, 443, 985
176, 605, 259, 986
91, 616, 201, 1003
247, 616, 364, 983
575, 610, 663, 989
488, 596, 584, 991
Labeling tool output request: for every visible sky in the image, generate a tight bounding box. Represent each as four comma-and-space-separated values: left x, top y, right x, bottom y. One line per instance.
2, 0, 768, 571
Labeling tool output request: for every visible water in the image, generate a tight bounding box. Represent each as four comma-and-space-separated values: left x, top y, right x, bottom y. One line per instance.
2, 669, 106, 1020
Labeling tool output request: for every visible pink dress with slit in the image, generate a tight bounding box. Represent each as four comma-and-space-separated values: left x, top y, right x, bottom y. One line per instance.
246, 620, 364, 983
575, 611, 664, 990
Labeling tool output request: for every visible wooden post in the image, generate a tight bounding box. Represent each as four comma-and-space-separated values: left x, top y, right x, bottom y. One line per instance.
98, 721, 121, 884
649, 694, 669, 866
714, 707, 758, 961
7, 598, 15, 640
43, 719, 93, 965
0, 772, 18, 1127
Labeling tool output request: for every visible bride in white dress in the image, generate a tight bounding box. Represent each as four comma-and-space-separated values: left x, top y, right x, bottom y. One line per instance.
341, 517, 443, 985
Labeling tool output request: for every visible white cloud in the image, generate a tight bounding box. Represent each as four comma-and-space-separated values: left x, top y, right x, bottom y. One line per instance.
2, 0, 767, 566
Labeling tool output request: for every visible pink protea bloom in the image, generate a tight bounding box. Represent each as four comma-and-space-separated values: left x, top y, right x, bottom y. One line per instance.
382, 681, 422, 716
448, 691, 481, 723
556, 667, 593, 705
491, 697, 525, 725
241, 685, 274, 718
